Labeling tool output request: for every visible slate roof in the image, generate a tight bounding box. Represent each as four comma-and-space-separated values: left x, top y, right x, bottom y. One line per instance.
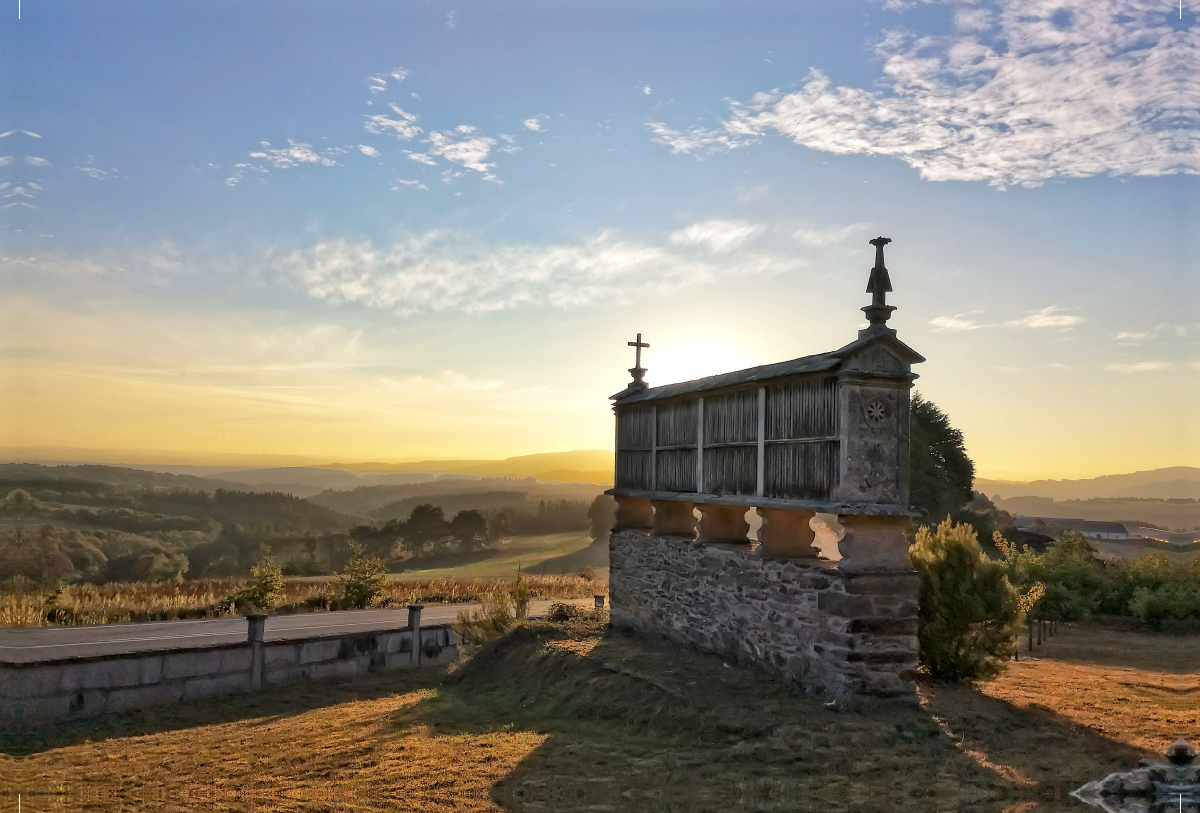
612, 330, 925, 404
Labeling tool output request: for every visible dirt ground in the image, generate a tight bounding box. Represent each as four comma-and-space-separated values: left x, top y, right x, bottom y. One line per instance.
3, 621, 1196, 812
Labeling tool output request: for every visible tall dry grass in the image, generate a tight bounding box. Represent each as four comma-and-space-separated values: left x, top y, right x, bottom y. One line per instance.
0, 574, 606, 628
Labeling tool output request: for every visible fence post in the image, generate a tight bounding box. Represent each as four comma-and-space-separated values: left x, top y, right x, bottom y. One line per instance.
594, 594, 605, 609
408, 604, 424, 667
246, 613, 267, 690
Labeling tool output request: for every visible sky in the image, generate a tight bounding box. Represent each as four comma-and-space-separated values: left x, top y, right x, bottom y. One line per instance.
1, 0, 1197, 480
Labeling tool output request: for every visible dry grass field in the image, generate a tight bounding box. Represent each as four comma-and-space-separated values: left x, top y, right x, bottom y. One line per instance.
0, 571, 605, 627
4, 620, 1197, 812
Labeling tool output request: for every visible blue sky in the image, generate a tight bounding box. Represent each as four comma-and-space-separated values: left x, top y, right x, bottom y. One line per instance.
2, 0, 1197, 479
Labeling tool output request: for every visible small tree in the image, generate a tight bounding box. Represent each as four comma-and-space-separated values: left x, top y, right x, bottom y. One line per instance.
400, 504, 454, 556
334, 540, 388, 609
487, 512, 512, 544
908, 518, 1022, 683
450, 510, 489, 553
587, 495, 616, 541
245, 546, 285, 609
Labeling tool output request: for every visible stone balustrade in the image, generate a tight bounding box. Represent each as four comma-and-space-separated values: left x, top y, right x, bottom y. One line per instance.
614, 494, 911, 574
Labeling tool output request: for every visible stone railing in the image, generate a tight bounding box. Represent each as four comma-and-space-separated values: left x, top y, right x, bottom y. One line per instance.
2, 607, 457, 725
612, 493, 913, 573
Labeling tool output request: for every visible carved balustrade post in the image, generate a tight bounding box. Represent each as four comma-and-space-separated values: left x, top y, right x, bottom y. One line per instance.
757, 508, 818, 558
697, 504, 750, 544
836, 515, 910, 572
651, 500, 698, 539
613, 496, 653, 531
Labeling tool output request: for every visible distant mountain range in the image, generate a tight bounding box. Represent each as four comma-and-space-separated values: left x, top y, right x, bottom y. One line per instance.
978, 467, 1200, 501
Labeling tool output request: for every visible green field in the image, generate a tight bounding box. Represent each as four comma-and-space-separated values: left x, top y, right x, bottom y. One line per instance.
389, 532, 606, 581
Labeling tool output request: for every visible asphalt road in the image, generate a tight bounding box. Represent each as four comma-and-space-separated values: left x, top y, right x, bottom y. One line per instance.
0, 599, 593, 664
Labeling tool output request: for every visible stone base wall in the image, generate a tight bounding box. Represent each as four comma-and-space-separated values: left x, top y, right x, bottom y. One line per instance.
1, 626, 457, 724
609, 530, 918, 699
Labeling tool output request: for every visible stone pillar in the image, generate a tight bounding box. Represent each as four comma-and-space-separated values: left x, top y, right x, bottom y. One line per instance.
613, 496, 654, 530
408, 604, 424, 667
757, 508, 818, 558
837, 515, 911, 572
651, 500, 697, 539
246, 613, 266, 690
697, 504, 750, 544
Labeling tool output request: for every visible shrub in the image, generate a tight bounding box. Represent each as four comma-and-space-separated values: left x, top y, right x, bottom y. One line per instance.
908, 518, 1022, 683
454, 595, 516, 646
333, 540, 387, 609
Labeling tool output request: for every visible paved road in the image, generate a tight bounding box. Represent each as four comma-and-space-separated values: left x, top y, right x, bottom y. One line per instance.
0, 599, 594, 664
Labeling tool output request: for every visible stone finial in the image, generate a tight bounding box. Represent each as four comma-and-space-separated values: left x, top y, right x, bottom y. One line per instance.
627, 332, 650, 389
862, 237, 897, 333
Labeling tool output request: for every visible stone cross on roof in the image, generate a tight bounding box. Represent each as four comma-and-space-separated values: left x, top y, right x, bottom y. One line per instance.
627, 333, 649, 388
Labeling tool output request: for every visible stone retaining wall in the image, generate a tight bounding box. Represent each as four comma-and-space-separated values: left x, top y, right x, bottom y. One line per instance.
609, 529, 918, 699
1, 625, 457, 724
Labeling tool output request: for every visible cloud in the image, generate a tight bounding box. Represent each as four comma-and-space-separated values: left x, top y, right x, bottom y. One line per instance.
365, 66, 409, 95
24, 156, 51, 167
930, 314, 984, 331
364, 104, 422, 140
392, 179, 428, 191
280, 230, 797, 316
643, 85, 652, 95
669, 220, 765, 253
357, 145, 381, 158
406, 152, 438, 166
446, 10, 457, 28
523, 117, 544, 132
248, 139, 340, 169
1107, 361, 1171, 373
792, 223, 860, 247
4, 186, 35, 198
427, 128, 497, 174
649, 0, 1200, 187
1007, 307, 1082, 329
224, 162, 269, 188
1115, 331, 1150, 341
0, 156, 11, 166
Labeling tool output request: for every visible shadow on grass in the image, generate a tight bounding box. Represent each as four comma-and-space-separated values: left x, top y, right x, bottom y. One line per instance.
381, 622, 1147, 813
1018, 622, 1200, 673
0, 664, 444, 758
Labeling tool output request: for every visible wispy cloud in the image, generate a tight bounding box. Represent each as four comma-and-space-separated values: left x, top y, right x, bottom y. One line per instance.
366, 66, 409, 95
649, 0, 1200, 187
930, 313, 985, 331
522, 117, 545, 132
364, 104, 422, 140
406, 152, 438, 166
357, 145, 381, 158
0, 157, 11, 166
1107, 361, 1171, 373
792, 223, 860, 247
392, 179, 428, 191
446, 10, 457, 28
1115, 331, 1150, 341
427, 127, 497, 177
1007, 307, 1082, 329
248, 139, 340, 169
24, 156, 51, 167
669, 220, 764, 253
280, 229, 797, 316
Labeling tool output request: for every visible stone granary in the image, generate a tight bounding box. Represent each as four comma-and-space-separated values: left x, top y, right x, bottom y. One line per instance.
607, 237, 924, 699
